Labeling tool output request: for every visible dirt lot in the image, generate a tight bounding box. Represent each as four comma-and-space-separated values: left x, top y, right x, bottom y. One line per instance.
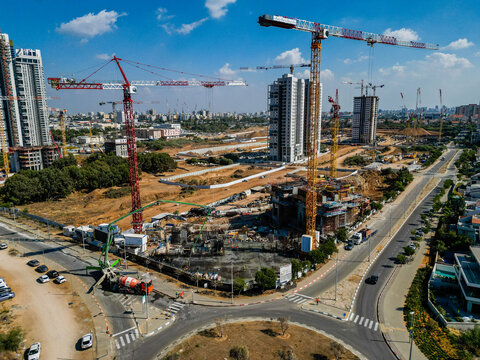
164, 321, 359, 360
0, 249, 92, 359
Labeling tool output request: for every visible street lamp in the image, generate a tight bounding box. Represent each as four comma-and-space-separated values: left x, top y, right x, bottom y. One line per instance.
409, 311, 415, 360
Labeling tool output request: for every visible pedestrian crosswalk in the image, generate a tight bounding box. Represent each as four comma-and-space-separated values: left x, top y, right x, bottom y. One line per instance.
167, 301, 186, 314
285, 293, 313, 304
116, 294, 136, 309
348, 313, 379, 332
113, 327, 140, 349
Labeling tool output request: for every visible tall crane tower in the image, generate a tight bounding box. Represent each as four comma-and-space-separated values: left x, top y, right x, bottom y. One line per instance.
48, 107, 68, 156
328, 90, 340, 179
400, 92, 412, 145
259, 14, 438, 246
49, 56, 246, 232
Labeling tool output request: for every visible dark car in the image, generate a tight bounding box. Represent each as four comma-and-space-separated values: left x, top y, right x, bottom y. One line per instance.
27, 259, 40, 267
366, 275, 379, 285
35, 265, 48, 273
344, 242, 354, 251
46, 270, 59, 279
0, 287, 12, 295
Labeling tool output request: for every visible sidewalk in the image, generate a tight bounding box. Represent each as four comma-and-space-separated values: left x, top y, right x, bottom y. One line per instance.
126, 295, 174, 337
380, 240, 428, 360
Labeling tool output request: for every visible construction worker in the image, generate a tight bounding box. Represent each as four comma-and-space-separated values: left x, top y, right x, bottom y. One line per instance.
316, 297, 319, 305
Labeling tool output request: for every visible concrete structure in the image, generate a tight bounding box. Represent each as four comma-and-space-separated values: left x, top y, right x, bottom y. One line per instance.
157, 123, 181, 139
0, 33, 23, 149
105, 138, 128, 157
10, 145, 61, 171
268, 74, 322, 162
455, 104, 479, 119
14, 48, 50, 146
135, 127, 163, 140
352, 96, 378, 144
454, 247, 480, 313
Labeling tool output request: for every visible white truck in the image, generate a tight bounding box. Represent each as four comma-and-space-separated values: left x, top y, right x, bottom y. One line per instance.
351, 232, 363, 245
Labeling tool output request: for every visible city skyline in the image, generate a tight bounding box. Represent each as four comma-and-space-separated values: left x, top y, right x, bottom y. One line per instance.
0, 1, 479, 114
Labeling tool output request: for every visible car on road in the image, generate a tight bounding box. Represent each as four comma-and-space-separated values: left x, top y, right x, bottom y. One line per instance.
27, 342, 41, 360
46, 270, 59, 279
27, 259, 40, 267
37, 275, 49, 283
35, 265, 48, 273
365, 275, 379, 285
81, 333, 93, 349
344, 241, 354, 251
55, 275, 66, 284
0, 291, 15, 302
0, 243, 7, 250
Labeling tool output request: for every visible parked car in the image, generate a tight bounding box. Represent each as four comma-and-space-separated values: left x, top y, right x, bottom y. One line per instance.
0, 291, 15, 302
365, 275, 379, 285
37, 275, 49, 283
27, 342, 41, 360
344, 241, 354, 251
416, 229, 424, 236
409, 243, 417, 250
81, 333, 93, 349
0, 243, 7, 250
27, 259, 40, 267
0, 287, 12, 295
0, 278, 7, 288
35, 265, 48, 273
55, 275, 67, 284
46, 270, 59, 279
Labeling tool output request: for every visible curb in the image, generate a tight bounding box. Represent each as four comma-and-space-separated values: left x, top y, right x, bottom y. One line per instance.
301, 305, 348, 321
145, 315, 176, 337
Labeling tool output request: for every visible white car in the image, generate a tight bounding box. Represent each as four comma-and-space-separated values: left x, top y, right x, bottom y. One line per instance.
0, 278, 7, 289
81, 333, 93, 349
55, 275, 67, 284
0, 243, 7, 250
38, 275, 49, 283
27, 342, 41, 360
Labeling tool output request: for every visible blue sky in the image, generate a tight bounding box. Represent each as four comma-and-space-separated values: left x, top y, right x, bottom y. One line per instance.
1, 0, 479, 113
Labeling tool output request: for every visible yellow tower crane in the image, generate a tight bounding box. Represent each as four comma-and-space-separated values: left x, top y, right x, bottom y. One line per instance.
328, 90, 340, 179
259, 14, 438, 248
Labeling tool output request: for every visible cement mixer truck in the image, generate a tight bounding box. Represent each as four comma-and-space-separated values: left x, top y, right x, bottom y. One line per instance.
110, 275, 153, 295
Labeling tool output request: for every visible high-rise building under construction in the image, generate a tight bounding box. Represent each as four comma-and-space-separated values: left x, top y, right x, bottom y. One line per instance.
0, 32, 50, 151
268, 73, 322, 163
352, 95, 378, 144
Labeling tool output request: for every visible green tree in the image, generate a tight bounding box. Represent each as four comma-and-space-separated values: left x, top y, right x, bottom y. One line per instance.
371, 201, 383, 211
51, 154, 78, 169
255, 267, 277, 291
404, 246, 415, 256
396, 253, 407, 264
335, 228, 348, 243
0, 328, 23, 351
233, 278, 246, 295
137, 152, 177, 173
290, 259, 302, 279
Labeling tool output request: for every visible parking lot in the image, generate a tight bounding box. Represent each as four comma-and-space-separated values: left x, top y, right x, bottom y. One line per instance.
0, 244, 92, 359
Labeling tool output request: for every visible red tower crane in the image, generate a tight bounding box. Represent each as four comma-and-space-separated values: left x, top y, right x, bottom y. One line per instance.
259, 14, 438, 246
49, 56, 247, 232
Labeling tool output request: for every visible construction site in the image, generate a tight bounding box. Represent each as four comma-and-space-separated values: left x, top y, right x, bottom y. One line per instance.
1, 18, 446, 292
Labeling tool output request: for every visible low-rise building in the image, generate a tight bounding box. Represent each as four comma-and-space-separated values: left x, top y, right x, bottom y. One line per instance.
104, 138, 128, 158
454, 246, 480, 313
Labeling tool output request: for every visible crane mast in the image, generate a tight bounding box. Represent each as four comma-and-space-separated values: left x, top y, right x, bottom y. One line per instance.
328, 90, 340, 179
259, 14, 438, 246
439, 89, 443, 143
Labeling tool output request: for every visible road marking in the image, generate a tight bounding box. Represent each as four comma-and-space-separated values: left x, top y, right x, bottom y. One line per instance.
115, 339, 120, 349
368, 320, 373, 329
359, 317, 364, 326
112, 326, 136, 337
374, 322, 379, 331
125, 334, 130, 344
135, 329, 139, 338
353, 315, 359, 324
349, 313, 355, 321
119, 336, 125, 347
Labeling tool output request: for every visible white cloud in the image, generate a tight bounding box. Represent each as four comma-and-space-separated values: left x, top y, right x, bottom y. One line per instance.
95, 53, 114, 60
378, 64, 406, 76
274, 48, 307, 65
383, 27, 419, 42
162, 17, 208, 35
443, 38, 474, 50
205, 0, 236, 19
56, 10, 126, 40
475, 51, 480, 57
156, 8, 174, 21
425, 52, 473, 68
344, 55, 368, 65
219, 63, 236, 77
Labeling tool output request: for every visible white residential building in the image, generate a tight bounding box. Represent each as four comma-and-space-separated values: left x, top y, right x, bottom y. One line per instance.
352, 96, 378, 144
14, 48, 50, 146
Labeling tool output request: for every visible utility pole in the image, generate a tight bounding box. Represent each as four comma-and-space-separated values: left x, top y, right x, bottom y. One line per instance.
409, 311, 415, 360
82, 231, 86, 255
368, 234, 371, 262
231, 261, 234, 304
335, 251, 338, 301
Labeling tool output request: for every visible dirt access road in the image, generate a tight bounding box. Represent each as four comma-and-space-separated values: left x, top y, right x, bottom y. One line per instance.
0, 249, 92, 359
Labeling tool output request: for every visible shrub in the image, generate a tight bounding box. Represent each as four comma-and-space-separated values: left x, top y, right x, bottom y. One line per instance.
396, 254, 407, 264
0, 328, 23, 352
230, 345, 249, 360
